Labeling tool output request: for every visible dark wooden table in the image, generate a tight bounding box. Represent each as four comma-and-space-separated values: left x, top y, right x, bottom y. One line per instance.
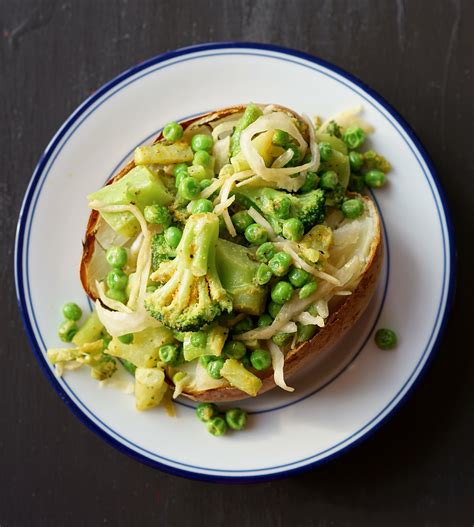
2, 1, 473, 525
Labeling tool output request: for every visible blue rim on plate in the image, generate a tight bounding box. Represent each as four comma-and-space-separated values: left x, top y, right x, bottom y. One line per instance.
14, 42, 456, 482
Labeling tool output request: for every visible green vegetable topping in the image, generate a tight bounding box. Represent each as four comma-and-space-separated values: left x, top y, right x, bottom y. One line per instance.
349, 151, 364, 172
255, 263, 272, 285
173, 163, 188, 177
343, 126, 365, 150
58, 320, 78, 343
190, 331, 207, 348
207, 416, 227, 436
348, 174, 365, 193
244, 223, 268, 245
268, 252, 292, 277
196, 402, 218, 423
225, 408, 247, 430
297, 323, 317, 343
199, 355, 214, 367
375, 328, 397, 350
207, 357, 226, 379
288, 267, 310, 288
300, 172, 319, 193
62, 302, 82, 321
268, 301, 282, 319
319, 141, 333, 161
257, 313, 273, 327
271, 281, 294, 304
230, 103, 263, 157
231, 210, 254, 234
144, 204, 171, 226
272, 332, 292, 347
164, 226, 183, 249
250, 348, 271, 370
191, 199, 214, 214
282, 218, 304, 242
159, 343, 180, 364
341, 198, 364, 219
319, 170, 339, 191
178, 176, 200, 200
285, 144, 301, 166
233, 317, 253, 334
199, 178, 212, 190
105, 246, 128, 269
299, 280, 318, 299
223, 340, 247, 360
106, 269, 128, 291
256, 242, 276, 262
325, 120, 342, 138
107, 288, 127, 303
118, 333, 134, 344
364, 169, 386, 188
272, 129, 290, 147
121, 359, 136, 376
191, 134, 213, 153
163, 121, 183, 142
193, 149, 212, 168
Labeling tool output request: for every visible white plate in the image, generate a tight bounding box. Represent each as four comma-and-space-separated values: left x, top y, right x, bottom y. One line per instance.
15, 43, 455, 481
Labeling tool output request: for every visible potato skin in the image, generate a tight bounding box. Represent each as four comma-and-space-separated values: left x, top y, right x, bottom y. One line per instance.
80, 105, 382, 403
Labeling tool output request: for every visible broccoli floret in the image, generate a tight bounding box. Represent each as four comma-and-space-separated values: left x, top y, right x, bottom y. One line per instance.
324, 183, 346, 208
145, 213, 233, 331
362, 150, 391, 173
90, 353, 118, 380
325, 120, 342, 138
151, 233, 176, 270
234, 187, 326, 234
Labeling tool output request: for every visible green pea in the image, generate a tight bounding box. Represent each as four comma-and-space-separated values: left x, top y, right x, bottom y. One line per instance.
320, 170, 339, 191
225, 408, 248, 430
257, 313, 273, 327
319, 141, 333, 161
159, 343, 180, 364
191, 134, 213, 152
272, 129, 290, 147
189, 164, 207, 180
268, 251, 292, 277
300, 171, 319, 193
223, 340, 247, 360
105, 246, 127, 269
190, 331, 207, 348
375, 328, 397, 350
207, 357, 226, 379
348, 174, 365, 193
196, 403, 218, 423
349, 151, 364, 172
343, 126, 365, 149
146, 285, 157, 294
58, 320, 78, 343
255, 263, 272, 285
62, 302, 82, 321
193, 150, 212, 168
299, 280, 318, 299
268, 301, 282, 319
144, 204, 171, 226
199, 355, 214, 367
233, 317, 253, 334
255, 242, 276, 262
106, 269, 128, 291
282, 218, 304, 242
173, 163, 188, 177
244, 223, 268, 245
364, 169, 386, 188
297, 323, 317, 343
250, 348, 271, 370
178, 176, 200, 200
106, 288, 127, 303
207, 416, 227, 436
200, 178, 212, 190
175, 170, 188, 187
118, 333, 134, 344
164, 226, 183, 249
274, 197, 291, 219
271, 281, 294, 304
232, 211, 254, 234
288, 267, 310, 288
191, 198, 213, 214
121, 359, 136, 376
240, 354, 252, 369
341, 198, 364, 219
272, 332, 292, 347
163, 121, 183, 142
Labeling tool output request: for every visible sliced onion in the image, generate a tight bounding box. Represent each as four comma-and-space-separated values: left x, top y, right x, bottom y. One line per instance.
222, 209, 236, 237
95, 300, 161, 337
296, 311, 325, 327
213, 136, 231, 173
214, 195, 235, 216
200, 178, 223, 199
247, 207, 276, 239
212, 120, 238, 141
96, 280, 132, 313
280, 321, 298, 333
271, 148, 294, 168
268, 341, 294, 392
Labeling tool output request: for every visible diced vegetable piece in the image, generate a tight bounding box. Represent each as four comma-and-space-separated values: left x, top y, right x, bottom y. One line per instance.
88, 166, 173, 237
183, 325, 229, 361
231, 129, 275, 171
220, 358, 262, 397
107, 326, 174, 368
72, 310, 104, 346
230, 103, 263, 157
315, 132, 348, 155
134, 367, 167, 410
319, 149, 350, 189
216, 239, 268, 315
134, 141, 193, 165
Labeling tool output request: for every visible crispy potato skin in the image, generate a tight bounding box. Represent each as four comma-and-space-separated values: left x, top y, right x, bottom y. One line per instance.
80, 105, 383, 403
